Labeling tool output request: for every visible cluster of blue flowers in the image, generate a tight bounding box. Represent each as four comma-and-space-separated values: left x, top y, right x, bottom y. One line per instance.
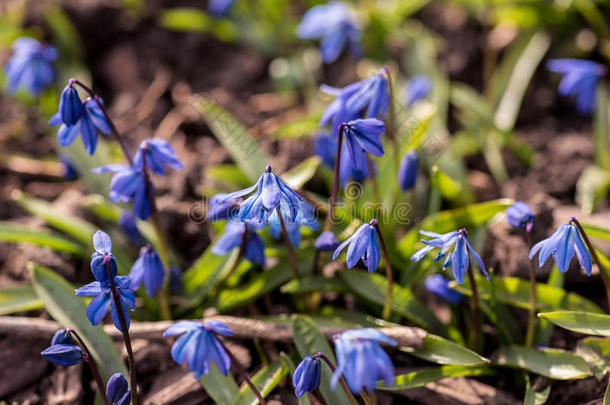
4, 37, 57, 96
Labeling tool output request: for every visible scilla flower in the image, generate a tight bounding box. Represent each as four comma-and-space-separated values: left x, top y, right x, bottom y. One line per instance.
529, 220, 592, 275
41, 329, 83, 366
547, 59, 607, 114
106, 373, 131, 405
341, 119, 385, 171
134, 138, 183, 176
4, 37, 57, 96
398, 150, 419, 191
411, 229, 490, 285
319, 84, 362, 136
76, 275, 136, 332
425, 274, 463, 304
506, 201, 535, 232
297, 1, 362, 64
269, 202, 319, 248
344, 71, 390, 119
207, 193, 241, 221
212, 222, 265, 266
93, 164, 152, 220
208, 0, 234, 16
50, 97, 111, 155
90, 230, 118, 282
333, 219, 380, 273
218, 164, 303, 225
315, 230, 340, 252
404, 75, 432, 107
314, 132, 370, 185
163, 320, 233, 378
332, 329, 396, 393
293, 355, 321, 398
59, 81, 85, 126
118, 211, 145, 246
129, 245, 165, 297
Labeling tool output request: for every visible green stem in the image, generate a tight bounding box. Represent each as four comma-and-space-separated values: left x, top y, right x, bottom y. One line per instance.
316, 353, 359, 405
372, 220, 393, 320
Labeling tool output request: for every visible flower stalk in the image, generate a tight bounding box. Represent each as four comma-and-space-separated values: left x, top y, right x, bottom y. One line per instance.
315, 353, 358, 405
371, 220, 394, 320
67, 328, 109, 405
276, 207, 301, 279
466, 263, 482, 352
325, 124, 345, 232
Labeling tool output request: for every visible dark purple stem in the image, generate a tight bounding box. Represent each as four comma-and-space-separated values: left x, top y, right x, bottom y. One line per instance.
325, 124, 345, 232
315, 353, 358, 405
67, 328, 109, 405
371, 219, 394, 320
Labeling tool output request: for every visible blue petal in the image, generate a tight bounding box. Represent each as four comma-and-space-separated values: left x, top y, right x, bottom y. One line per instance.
93, 230, 112, 253
75, 281, 102, 297
164, 321, 202, 337
555, 225, 576, 273
86, 291, 111, 325
464, 237, 490, 280
451, 236, 468, 285
573, 229, 593, 275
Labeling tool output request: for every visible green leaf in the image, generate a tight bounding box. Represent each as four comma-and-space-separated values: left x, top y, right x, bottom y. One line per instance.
524, 374, 551, 405
292, 316, 352, 405
576, 165, 610, 214
193, 95, 271, 183
402, 334, 489, 366
497, 345, 591, 380
0, 285, 43, 315
208, 165, 251, 189
339, 271, 447, 335
0, 222, 83, 256
272, 113, 322, 139
280, 276, 349, 294
231, 359, 287, 405
200, 363, 240, 405
159, 8, 212, 32
430, 166, 474, 204
282, 156, 321, 190
182, 240, 237, 300
605, 380, 610, 405
377, 365, 494, 390
576, 337, 610, 379
594, 80, 609, 168
538, 311, 610, 336
30, 263, 127, 382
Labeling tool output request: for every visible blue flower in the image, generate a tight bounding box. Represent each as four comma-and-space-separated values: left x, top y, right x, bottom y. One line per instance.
315, 231, 340, 252
106, 373, 131, 405
344, 72, 390, 119
269, 202, 319, 248
314, 132, 370, 185
93, 164, 152, 220
41, 329, 82, 366
59, 154, 79, 181
547, 59, 606, 114
130, 245, 165, 297
398, 150, 419, 191
207, 193, 241, 221
404, 75, 431, 107
411, 229, 490, 285
90, 230, 118, 283
425, 274, 463, 304
4, 37, 57, 96
75, 275, 136, 332
342, 119, 385, 171
293, 355, 321, 398
319, 84, 362, 137
333, 220, 380, 273
212, 222, 266, 266
506, 201, 535, 232
331, 329, 396, 393
59, 81, 85, 126
529, 222, 592, 275
208, 0, 234, 16
49, 97, 111, 155
297, 1, 362, 64
163, 320, 233, 378
118, 211, 145, 246
51, 328, 74, 345
134, 138, 183, 176
217, 165, 303, 226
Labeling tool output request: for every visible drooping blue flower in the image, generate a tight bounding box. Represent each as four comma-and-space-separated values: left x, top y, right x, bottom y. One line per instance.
59, 154, 79, 181
169, 266, 182, 295
297, 1, 362, 64
207, 193, 241, 222
344, 72, 390, 119
314, 131, 370, 185
59, 81, 85, 126
333, 219, 380, 273
269, 202, 319, 248
425, 274, 463, 304
331, 329, 396, 394
404, 75, 432, 107
106, 373, 131, 405
41, 329, 82, 366
293, 355, 321, 398
134, 138, 183, 176
315, 230, 340, 252
506, 201, 535, 232
90, 230, 118, 283
75, 275, 136, 332
208, 0, 234, 16
51, 329, 74, 346
4, 37, 57, 96
529, 221, 592, 275
163, 320, 233, 378
118, 211, 145, 246
93, 164, 152, 220
411, 229, 490, 285
341, 119, 385, 171
217, 165, 303, 226
319, 84, 362, 137
398, 150, 419, 191
212, 222, 266, 266
49, 97, 111, 155
547, 59, 607, 114
129, 244, 165, 297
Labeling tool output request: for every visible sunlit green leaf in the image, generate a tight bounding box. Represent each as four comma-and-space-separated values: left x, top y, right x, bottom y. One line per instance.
538, 311, 610, 336
231, 359, 287, 405
497, 345, 591, 380
200, 363, 240, 405
282, 156, 321, 190
378, 365, 494, 390
0, 222, 83, 256
402, 334, 489, 366
0, 285, 43, 315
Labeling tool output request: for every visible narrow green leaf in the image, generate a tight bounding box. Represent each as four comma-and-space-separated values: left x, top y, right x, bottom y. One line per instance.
280, 276, 349, 294
576, 165, 610, 214
282, 156, 321, 190
497, 345, 591, 380
182, 240, 237, 300
231, 359, 287, 405
538, 311, 610, 336
160, 8, 212, 32
208, 164, 251, 189
377, 365, 494, 390
576, 337, 610, 379
30, 264, 127, 382
0, 222, 83, 256
0, 285, 43, 315
605, 380, 610, 405
200, 363, 240, 405
402, 335, 489, 366
524, 374, 551, 405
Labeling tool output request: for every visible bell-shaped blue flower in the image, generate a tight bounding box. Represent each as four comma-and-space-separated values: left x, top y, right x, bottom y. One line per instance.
404, 75, 431, 107
134, 138, 183, 176
90, 230, 118, 282
59, 81, 85, 126
49, 97, 111, 155
297, 1, 362, 64
315, 230, 340, 252
333, 220, 380, 273
331, 329, 396, 393
118, 211, 145, 246
529, 222, 592, 275
51, 329, 75, 345
106, 373, 131, 405
41, 329, 82, 366
341, 119, 385, 171
93, 164, 152, 220
314, 131, 370, 185
506, 201, 535, 232
207, 193, 241, 221
217, 165, 303, 226
398, 150, 419, 190
163, 320, 233, 378
547, 59, 606, 114
344, 72, 390, 119
411, 229, 490, 285
425, 274, 463, 304
319, 84, 362, 137
269, 202, 319, 248
130, 244, 166, 297
4, 37, 57, 96
212, 222, 265, 266
208, 0, 234, 16
293, 355, 321, 398
75, 275, 136, 332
